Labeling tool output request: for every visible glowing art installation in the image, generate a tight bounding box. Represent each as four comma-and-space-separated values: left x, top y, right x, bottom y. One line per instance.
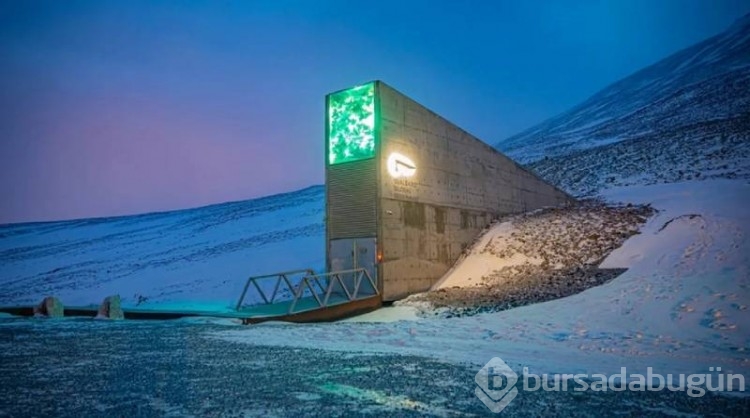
328, 83, 376, 165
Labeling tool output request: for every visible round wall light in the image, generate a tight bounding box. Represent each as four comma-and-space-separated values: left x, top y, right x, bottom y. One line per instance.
387, 152, 417, 178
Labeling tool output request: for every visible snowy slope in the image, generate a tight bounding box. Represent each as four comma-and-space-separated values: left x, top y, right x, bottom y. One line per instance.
0, 186, 324, 307
0, 14, 747, 382
219, 179, 750, 379
215, 16, 750, 379
497, 14, 750, 196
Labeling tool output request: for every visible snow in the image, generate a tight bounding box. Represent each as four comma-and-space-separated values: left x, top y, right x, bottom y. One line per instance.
1, 167, 747, 385
430, 199, 646, 294
432, 221, 540, 290
562, 116, 614, 134
340, 306, 420, 323
216, 179, 750, 380
0, 186, 325, 308
497, 17, 750, 167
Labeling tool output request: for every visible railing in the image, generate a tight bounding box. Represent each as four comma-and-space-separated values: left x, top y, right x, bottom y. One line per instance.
235, 268, 379, 315
235, 269, 314, 311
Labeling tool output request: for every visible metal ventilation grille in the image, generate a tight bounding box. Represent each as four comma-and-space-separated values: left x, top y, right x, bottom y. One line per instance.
327, 159, 377, 239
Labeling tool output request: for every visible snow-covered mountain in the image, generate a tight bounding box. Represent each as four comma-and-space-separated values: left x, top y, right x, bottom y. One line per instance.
221, 179, 750, 384
2, 15, 749, 312
0, 186, 324, 307
497, 13, 750, 196
3, 15, 750, 408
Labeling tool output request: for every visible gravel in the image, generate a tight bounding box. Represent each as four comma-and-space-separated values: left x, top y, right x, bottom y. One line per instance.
402, 201, 655, 318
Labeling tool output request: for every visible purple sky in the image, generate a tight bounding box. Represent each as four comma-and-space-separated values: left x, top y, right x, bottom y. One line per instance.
1, 0, 749, 224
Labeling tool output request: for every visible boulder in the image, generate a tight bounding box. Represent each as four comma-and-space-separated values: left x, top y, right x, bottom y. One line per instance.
96, 295, 124, 320
33, 296, 64, 318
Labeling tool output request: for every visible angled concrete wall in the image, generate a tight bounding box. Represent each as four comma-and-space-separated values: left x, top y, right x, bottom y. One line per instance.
375, 82, 572, 301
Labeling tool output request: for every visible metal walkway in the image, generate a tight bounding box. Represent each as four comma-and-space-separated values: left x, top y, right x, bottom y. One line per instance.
235, 268, 380, 323
0, 268, 382, 324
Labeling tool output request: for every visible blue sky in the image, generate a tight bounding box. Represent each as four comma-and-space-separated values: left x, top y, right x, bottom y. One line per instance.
1, 0, 748, 223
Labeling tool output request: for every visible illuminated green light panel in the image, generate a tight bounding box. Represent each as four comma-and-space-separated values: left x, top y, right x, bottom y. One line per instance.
328, 82, 376, 165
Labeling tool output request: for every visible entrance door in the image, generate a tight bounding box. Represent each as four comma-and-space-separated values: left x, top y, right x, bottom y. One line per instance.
329, 237, 378, 297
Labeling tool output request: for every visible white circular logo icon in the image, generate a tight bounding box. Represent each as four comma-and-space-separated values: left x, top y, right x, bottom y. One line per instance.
387, 152, 416, 178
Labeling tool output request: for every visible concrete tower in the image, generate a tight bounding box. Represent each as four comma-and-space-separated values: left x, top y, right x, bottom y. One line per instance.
325, 81, 572, 301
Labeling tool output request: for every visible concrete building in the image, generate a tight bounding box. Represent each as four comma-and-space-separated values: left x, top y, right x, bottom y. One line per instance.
0, 80, 574, 324
326, 81, 572, 301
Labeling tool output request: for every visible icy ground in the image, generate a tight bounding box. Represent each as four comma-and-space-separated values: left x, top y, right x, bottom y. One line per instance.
217, 179, 750, 384
1, 318, 748, 417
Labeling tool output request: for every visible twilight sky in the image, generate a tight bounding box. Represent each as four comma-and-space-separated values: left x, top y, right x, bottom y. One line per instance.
1, 0, 749, 224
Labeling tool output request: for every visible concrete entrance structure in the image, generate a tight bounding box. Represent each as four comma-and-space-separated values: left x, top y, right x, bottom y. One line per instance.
326, 81, 573, 301
0, 81, 574, 324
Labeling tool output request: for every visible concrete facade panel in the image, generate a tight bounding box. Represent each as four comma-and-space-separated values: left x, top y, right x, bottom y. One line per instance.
375, 82, 572, 301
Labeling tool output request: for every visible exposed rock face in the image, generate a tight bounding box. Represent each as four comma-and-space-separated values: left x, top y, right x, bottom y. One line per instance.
33, 296, 64, 318
96, 295, 124, 320
412, 266, 628, 318
400, 201, 655, 317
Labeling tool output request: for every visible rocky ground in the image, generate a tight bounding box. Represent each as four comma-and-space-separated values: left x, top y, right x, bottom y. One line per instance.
528, 122, 750, 197
400, 201, 655, 318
